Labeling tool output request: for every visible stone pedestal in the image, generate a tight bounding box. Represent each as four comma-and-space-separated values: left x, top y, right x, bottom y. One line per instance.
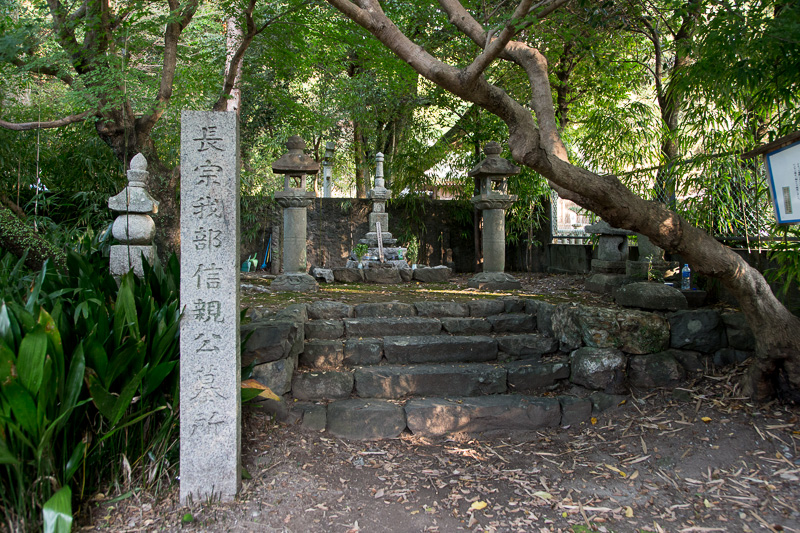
273, 194, 318, 292
626, 234, 676, 281
108, 154, 159, 278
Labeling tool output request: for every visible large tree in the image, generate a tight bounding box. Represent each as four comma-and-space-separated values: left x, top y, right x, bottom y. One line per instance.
324, 0, 800, 400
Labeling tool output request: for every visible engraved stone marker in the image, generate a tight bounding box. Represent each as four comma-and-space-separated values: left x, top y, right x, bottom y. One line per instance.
179, 111, 241, 504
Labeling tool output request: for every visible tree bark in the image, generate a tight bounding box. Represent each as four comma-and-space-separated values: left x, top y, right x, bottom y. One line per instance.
326, 0, 800, 400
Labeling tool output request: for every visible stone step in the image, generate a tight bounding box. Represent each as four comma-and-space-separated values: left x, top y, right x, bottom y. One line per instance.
305, 312, 538, 340
384, 335, 497, 364
302, 333, 561, 369
290, 358, 571, 401
309, 395, 593, 439
354, 363, 507, 399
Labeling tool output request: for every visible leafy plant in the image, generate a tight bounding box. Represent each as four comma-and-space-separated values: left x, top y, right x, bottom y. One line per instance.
1, 246, 181, 531
354, 243, 369, 261
766, 224, 800, 306
405, 236, 419, 265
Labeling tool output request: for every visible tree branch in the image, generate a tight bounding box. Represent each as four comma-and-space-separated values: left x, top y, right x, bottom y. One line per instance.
0, 109, 94, 131
463, 0, 533, 84
138, 0, 199, 135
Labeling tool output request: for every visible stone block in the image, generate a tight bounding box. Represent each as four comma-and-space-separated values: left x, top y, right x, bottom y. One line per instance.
585, 273, 630, 294
296, 403, 327, 432
469, 299, 506, 317
440, 317, 493, 335
354, 364, 507, 399
596, 234, 628, 262
384, 335, 497, 364
241, 318, 302, 366
614, 282, 688, 311
112, 214, 156, 244
110, 244, 156, 278
590, 259, 627, 274
271, 272, 318, 292
405, 396, 561, 437
615, 310, 670, 355
415, 301, 469, 317
488, 313, 536, 333
496, 334, 559, 358
627, 353, 686, 389
300, 340, 343, 369
528, 300, 555, 336
354, 302, 417, 317
507, 360, 570, 392
343, 339, 384, 366
311, 267, 334, 284
251, 355, 297, 396
327, 399, 406, 440
364, 267, 402, 284
713, 348, 753, 366
292, 371, 354, 400
399, 268, 413, 282
413, 266, 451, 283
669, 310, 727, 353
344, 317, 441, 338
570, 347, 627, 394
332, 267, 364, 283
721, 312, 756, 351
559, 396, 592, 426
308, 301, 353, 320
552, 304, 583, 351
467, 272, 522, 290
589, 391, 628, 413
305, 319, 344, 340
667, 349, 706, 377
503, 298, 526, 313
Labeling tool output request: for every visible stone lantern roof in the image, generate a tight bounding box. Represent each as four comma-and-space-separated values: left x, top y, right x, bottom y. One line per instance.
272, 135, 320, 176
468, 142, 520, 178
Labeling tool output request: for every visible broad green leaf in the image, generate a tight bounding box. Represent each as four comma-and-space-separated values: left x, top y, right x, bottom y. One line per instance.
113, 276, 139, 346
142, 361, 177, 398
85, 370, 116, 422
43, 485, 72, 533
0, 437, 20, 465
24, 262, 47, 314
110, 366, 148, 426
64, 440, 86, 483
84, 338, 108, 383
17, 326, 47, 394
0, 341, 16, 385
59, 343, 86, 422
4, 381, 38, 436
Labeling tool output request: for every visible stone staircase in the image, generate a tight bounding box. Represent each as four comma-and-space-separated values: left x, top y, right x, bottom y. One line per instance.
287, 299, 592, 440
243, 294, 756, 440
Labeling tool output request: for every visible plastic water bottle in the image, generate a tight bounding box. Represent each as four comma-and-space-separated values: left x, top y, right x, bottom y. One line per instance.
681, 264, 691, 290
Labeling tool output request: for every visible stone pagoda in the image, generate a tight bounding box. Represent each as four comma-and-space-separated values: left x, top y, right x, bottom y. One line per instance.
271, 135, 319, 292
467, 142, 521, 290
108, 153, 158, 278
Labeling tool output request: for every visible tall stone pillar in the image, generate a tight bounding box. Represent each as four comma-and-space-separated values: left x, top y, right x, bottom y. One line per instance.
467, 142, 521, 291
108, 153, 158, 278
271, 135, 319, 292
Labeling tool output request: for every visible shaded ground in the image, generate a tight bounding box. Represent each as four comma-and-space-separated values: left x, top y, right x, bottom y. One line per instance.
78, 274, 800, 533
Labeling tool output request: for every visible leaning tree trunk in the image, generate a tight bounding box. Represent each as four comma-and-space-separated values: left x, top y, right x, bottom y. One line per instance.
325, 0, 800, 401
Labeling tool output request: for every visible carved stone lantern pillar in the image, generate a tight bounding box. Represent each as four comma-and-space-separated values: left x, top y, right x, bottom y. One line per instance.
108, 153, 158, 279
467, 142, 521, 290
271, 135, 319, 292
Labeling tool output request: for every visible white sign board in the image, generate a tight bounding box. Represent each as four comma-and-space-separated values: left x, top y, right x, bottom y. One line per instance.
765, 140, 800, 224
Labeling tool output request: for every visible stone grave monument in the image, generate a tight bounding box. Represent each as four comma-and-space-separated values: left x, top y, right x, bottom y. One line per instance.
271, 135, 319, 292
179, 111, 241, 504
467, 142, 521, 290
584, 220, 632, 293
108, 153, 158, 278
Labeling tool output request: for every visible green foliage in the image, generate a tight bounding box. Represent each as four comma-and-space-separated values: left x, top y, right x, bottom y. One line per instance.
766, 224, 800, 304
404, 236, 419, 265
354, 243, 368, 260
0, 246, 181, 531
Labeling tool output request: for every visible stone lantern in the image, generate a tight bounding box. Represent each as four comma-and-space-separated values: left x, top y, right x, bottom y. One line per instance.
108, 153, 158, 279
467, 142, 521, 290
271, 135, 319, 292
